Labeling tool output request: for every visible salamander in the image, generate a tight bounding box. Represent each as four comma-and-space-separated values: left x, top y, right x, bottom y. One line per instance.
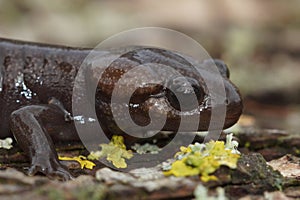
0, 38, 243, 180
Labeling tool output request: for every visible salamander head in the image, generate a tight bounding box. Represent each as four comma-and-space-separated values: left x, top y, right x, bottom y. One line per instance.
94, 48, 243, 135
139, 60, 242, 131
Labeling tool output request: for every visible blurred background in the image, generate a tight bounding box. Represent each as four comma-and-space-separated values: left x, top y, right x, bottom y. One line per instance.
0, 0, 299, 131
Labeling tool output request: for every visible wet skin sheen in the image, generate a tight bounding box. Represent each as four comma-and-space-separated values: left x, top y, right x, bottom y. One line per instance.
0, 38, 242, 180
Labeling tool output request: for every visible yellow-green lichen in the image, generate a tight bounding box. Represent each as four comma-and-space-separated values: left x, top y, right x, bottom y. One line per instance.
0, 137, 13, 149
131, 143, 161, 154
163, 133, 240, 182
88, 135, 133, 168
58, 155, 96, 169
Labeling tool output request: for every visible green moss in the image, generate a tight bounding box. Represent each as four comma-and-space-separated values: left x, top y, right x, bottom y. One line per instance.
72, 185, 107, 200
48, 190, 65, 200
36, 184, 107, 200
294, 148, 300, 155
244, 141, 251, 148
36, 188, 64, 200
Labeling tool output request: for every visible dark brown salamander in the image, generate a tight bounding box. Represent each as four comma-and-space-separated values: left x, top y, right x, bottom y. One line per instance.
0, 38, 242, 180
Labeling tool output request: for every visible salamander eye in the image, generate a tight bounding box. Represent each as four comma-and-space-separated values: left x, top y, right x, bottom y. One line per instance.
166, 76, 205, 111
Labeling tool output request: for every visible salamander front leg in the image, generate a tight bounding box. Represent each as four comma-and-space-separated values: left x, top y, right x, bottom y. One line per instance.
9, 105, 74, 181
